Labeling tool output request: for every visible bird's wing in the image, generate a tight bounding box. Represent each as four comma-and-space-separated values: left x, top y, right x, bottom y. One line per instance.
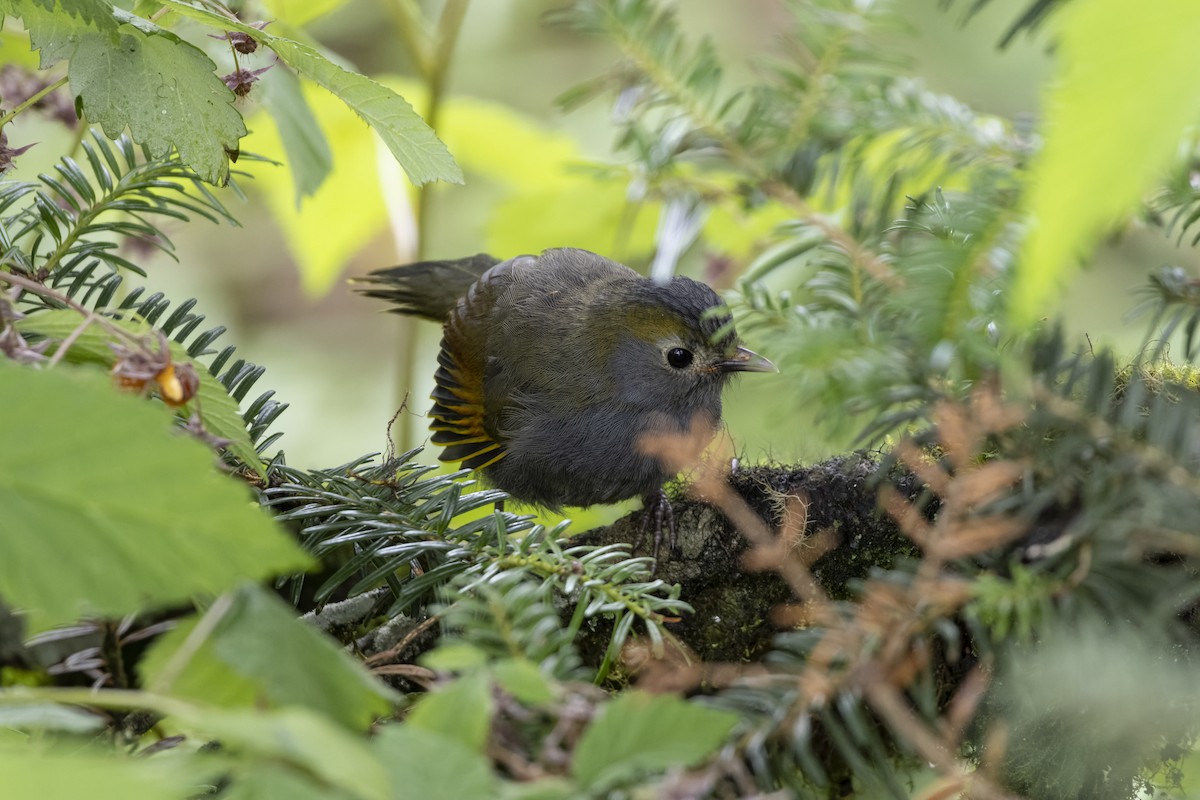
430, 355, 506, 470
428, 261, 519, 471
430, 249, 640, 470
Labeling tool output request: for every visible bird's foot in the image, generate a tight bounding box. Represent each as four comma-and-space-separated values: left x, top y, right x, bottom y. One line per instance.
633, 489, 677, 568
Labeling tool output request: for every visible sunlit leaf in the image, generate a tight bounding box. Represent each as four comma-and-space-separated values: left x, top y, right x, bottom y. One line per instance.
175, 706, 389, 800
16, 309, 266, 477
140, 583, 396, 730
158, 1, 460, 187
405, 672, 492, 752
0, 363, 311, 633
572, 691, 737, 791
10, 2, 246, 184
0, 749, 190, 800
373, 724, 496, 800
1012, 0, 1200, 326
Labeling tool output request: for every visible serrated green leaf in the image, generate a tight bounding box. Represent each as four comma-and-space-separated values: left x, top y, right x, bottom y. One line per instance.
5, 0, 117, 41
14, 1, 244, 182
157, 0, 460, 187
373, 725, 496, 800
141, 583, 396, 730
572, 691, 738, 791
10, 0, 95, 68
68, 21, 246, 184
0, 362, 311, 633
16, 309, 266, 478
265, 38, 460, 187
1012, 0, 1200, 327
405, 672, 492, 752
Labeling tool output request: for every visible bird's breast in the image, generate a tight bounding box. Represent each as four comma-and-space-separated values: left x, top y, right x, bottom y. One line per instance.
483, 402, 697, 508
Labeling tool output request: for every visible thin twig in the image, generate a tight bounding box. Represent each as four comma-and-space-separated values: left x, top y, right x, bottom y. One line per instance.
0, 75, 69, 128
365, 613, 440, 666
0, 270, 148, 350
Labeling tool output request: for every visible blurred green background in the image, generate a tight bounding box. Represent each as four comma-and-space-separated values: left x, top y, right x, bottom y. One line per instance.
8, 0, 1198, 489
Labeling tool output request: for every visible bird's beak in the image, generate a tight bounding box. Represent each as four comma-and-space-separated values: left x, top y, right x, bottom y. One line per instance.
717, 346, 777, 374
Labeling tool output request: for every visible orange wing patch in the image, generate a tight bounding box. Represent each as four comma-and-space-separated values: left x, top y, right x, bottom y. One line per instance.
429, 313, 507, 472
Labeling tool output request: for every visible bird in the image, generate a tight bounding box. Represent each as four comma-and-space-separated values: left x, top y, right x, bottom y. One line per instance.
356, 247, 775, 561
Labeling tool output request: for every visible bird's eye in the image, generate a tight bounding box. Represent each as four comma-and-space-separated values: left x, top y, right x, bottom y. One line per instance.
666, 347, 694, 368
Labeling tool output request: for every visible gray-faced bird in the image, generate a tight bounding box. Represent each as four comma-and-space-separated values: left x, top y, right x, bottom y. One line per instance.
357, 247, 774, 560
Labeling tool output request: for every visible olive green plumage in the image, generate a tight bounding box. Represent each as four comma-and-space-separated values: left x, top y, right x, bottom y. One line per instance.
358, 247, 774, 510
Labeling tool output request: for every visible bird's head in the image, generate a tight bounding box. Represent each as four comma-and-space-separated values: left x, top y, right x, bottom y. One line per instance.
602, 276, 775, 418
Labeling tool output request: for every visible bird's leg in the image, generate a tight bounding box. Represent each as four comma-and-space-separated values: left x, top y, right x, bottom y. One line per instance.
495, 499, 505, 513
635, 489, 677, 566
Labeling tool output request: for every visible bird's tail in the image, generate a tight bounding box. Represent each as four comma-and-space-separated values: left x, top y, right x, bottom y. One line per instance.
353, 253, 500, 322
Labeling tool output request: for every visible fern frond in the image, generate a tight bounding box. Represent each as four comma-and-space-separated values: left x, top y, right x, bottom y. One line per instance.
0, 130, 240, 280
13, 269, 286, 451
1147, 149, 1200, 248
265, 454, 690, 677
945, 0, 1070, 47
436, 570, 587, 681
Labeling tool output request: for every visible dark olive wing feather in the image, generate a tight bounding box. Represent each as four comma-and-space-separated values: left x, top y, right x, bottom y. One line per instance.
354, 253, 500, 321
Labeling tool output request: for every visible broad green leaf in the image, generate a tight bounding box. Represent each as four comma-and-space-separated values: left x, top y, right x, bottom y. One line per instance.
16, 309, 266, 478
572, 691, 738, 791
242, 81, 643, 295
418, 641, 489, 672
175, 706, 389, 800
405, 672, 492, 752
5, 0, 117, 36
12, 1, 245, 183
139, 616, 261, 708
258, 61, 333, 201
141, 583, 396, 730
10, 0, 98, 67
491, 658, 554, 707
157, 1, 460, 187
223, 763, 358, 800
1012, 0, 1200, 327
0, 749, 190, 799
497, 779, 577, 800
69, 21, 246, 184
0, 362, 311, 633
267, 38, 459, 187
373, 724, 496, 800
430, 92, 656, 259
